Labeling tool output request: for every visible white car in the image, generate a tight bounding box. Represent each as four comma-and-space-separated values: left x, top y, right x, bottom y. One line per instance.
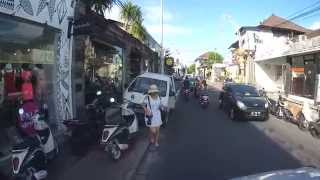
123, 72, 177, 125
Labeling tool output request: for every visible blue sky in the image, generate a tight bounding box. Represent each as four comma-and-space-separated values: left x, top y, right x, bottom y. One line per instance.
106, 0, 320, 65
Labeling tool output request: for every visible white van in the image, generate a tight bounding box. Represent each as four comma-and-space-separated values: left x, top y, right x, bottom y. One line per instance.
123, 72, 177, 125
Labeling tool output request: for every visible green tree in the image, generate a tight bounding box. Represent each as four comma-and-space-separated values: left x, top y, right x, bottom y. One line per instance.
204, 51, 224, 68
80, 0, 122, 15
187, 64, 196, 74
120, 1, 146, 42
120, 1, 142, 30
131, 21, 146, 41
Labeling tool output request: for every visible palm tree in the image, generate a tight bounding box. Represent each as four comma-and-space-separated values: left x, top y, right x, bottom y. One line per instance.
120, 1, 143, 31
80, 0, 123, 15
131, 21, 146, 41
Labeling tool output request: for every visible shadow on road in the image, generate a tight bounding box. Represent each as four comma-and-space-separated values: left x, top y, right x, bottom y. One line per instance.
137, 84, 303, 180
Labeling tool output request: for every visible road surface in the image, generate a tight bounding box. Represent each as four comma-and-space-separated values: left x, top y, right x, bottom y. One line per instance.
133, 83, 320, 180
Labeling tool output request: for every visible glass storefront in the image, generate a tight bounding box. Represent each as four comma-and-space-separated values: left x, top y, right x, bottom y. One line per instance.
0, 15, 58, 159
84, 41, 123, 104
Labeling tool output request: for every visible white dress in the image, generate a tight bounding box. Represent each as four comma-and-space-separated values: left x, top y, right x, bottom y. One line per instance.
143, 96, 163, 127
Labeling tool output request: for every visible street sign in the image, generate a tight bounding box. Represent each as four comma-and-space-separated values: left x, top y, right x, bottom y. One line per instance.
165, 57, 174, 66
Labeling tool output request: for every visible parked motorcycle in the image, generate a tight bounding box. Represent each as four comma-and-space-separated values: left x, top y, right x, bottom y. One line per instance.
183, 89, 190, 101
12, 109, 58, 180
63, 90, 106, 156
101, 98, 139, 161
199, 94, 209, 108
259, 89, 278, 116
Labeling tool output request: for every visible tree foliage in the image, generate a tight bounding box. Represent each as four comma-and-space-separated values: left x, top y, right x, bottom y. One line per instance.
120, 1, 146, 42
187, 64, 196, 74
131, 21, 146, 41
81, 0, 122, 15
204, 51, 224, 68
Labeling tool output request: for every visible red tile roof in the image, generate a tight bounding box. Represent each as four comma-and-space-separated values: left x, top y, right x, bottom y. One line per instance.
259, 15, 311, 33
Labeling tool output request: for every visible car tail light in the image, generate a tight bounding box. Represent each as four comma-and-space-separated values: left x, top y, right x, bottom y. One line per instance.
12, 157, 19, 171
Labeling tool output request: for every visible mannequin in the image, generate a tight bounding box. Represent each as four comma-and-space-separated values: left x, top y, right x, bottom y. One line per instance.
3, 64, 16, 98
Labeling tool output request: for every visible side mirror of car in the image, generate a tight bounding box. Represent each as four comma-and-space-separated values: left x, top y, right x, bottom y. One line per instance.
169, 90, 176, 97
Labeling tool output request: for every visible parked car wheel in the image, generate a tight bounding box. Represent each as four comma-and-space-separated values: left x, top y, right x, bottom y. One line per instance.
298, 113, 309, 131
162, 110, 170, 127
230, 108, 237, 121
218, 99, 223, 109
310, 125, 320, 139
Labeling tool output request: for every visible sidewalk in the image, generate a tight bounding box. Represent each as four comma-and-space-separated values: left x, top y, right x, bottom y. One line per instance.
47, 129, 150, 180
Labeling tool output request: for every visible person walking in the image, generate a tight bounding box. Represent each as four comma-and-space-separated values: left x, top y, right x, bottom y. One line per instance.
143, 84, 164, 148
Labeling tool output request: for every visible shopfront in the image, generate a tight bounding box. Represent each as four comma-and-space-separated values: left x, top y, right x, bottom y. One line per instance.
286, 54, 318, 100
84, 40, 124, 104
0, 0, 75, 175
0, 14, 62, 174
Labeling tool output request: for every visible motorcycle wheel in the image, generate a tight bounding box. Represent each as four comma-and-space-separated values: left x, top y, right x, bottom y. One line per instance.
310, 126, 320, 139
230, 108, 236, 121
109, 141, 121, 161
298, 113, 309, 131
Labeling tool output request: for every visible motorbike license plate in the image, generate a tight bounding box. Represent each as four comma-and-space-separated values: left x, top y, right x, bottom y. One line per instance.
202, 96, 208, 100
250, 112, 261, 116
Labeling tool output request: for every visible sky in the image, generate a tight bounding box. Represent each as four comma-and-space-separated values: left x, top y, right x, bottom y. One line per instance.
105, 0, 320, 65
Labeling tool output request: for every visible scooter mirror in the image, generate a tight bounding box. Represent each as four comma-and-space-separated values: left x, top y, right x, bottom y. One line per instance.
18, 108, 24, 115
96, 91, 102, 96
110, 98, 115, 103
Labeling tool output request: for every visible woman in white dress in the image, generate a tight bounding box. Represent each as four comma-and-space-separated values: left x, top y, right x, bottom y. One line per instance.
143, 84, 164, 147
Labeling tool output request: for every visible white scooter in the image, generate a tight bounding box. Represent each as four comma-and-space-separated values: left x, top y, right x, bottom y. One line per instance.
100, 98, 139, 160
12, 110, 58, 180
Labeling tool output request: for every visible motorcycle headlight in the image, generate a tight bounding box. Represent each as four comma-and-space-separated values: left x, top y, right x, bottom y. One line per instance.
18, 108, 24, 115
265, 102, 269, 108
236, 101, 247, 110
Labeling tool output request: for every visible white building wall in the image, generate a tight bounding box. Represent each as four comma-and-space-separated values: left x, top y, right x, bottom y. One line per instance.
0, 0, 75, 123
240, 29, 290, 60
255, 57, 286, 92
239, 28, 290, 91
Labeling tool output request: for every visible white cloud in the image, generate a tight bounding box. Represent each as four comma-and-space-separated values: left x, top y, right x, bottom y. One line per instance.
143, 6, 173, 24
104, 6, 121, 21
221, 13, 240, 31
310, 21, 320, 30
145, 24, 192, 36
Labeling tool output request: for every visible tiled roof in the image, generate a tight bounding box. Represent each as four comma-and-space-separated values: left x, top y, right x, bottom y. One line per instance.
259, 15, 311, 33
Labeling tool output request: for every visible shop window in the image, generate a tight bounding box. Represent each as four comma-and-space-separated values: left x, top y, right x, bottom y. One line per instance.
84, 42, 123, 104
289, 56, 316, 99
0, 16, 58, 131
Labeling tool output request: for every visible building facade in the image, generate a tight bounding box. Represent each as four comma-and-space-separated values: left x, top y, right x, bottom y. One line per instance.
0, 0, 75, 175
230, 15, 309, 90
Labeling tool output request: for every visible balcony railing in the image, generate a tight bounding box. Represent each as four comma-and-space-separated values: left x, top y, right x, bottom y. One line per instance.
284, 37, 320, 55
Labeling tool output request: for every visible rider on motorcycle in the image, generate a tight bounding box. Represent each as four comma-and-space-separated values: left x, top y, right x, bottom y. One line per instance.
183, 76, 191, 90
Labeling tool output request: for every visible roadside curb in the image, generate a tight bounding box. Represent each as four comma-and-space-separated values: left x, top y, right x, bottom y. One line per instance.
126, 135, 151, 180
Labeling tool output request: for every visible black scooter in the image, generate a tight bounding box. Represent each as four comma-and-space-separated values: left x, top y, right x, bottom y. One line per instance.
63, 90, 106, 155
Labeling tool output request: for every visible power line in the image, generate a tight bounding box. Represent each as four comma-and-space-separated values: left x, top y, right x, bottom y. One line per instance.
286, 0, 320, 19
275, 4, 320, 28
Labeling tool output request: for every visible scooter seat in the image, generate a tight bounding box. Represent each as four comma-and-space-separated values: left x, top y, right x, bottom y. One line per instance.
13, 137, 40, 150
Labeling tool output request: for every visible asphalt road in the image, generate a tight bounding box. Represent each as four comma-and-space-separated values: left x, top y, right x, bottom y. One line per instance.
134, 85, 304, 180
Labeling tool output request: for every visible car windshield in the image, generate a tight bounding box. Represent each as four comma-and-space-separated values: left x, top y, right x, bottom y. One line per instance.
232, 85, 260, 97
128, 77, 167, 97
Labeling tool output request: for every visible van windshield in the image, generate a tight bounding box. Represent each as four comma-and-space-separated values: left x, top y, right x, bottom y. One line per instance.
128, 77, 167, 97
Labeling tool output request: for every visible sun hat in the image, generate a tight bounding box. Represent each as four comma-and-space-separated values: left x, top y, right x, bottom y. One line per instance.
148, 84, 159, 94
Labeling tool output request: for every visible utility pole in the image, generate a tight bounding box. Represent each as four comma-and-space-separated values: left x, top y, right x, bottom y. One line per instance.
160, 0, 164, 74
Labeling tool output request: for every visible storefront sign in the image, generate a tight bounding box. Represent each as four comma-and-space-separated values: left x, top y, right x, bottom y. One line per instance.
31, 49, 54, 64
0, 49, 54, 64
166, 57, 174, 66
